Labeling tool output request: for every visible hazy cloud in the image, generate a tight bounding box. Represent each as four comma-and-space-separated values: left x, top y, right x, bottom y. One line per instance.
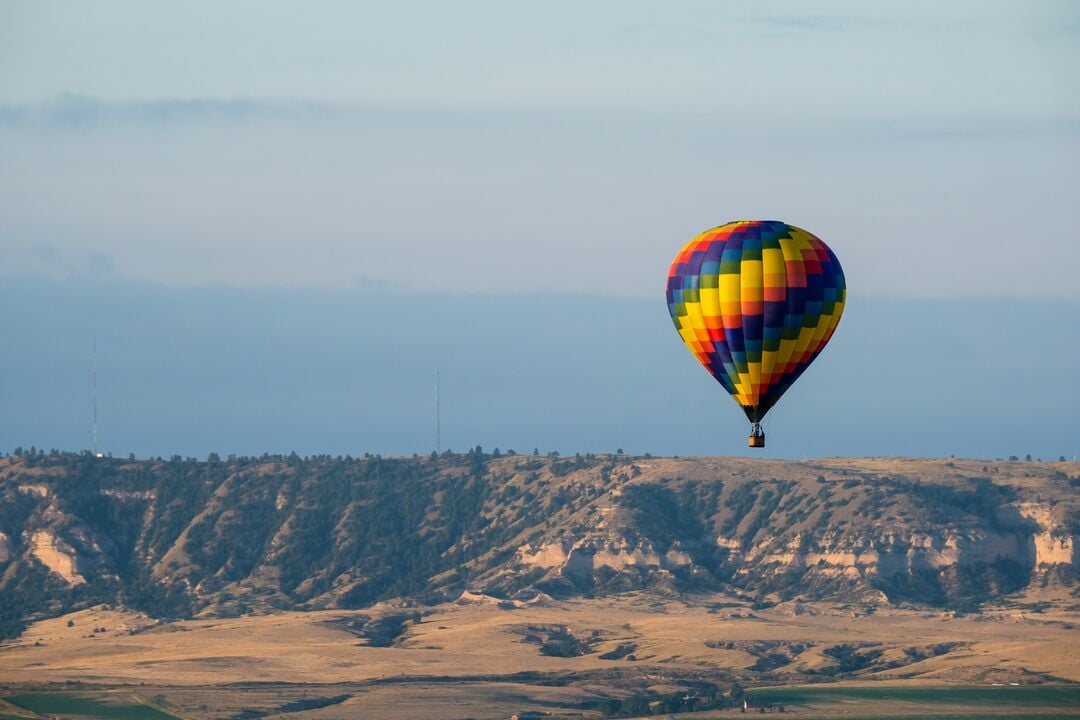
750, 14, 854, 31
1, 95, 1077, 298
2, 2, 1078, 298
16, 241, 118, 280
0, 94, 305, 129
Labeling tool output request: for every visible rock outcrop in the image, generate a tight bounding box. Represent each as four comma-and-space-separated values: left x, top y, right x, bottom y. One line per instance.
29, 531, 85, 586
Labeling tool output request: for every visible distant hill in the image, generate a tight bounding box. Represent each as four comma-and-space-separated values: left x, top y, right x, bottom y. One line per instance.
1, 451, 1077, 638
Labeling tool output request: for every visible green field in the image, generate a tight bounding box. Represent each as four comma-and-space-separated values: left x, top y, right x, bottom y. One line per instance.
754, 716, 1080, 720
3, 693, 178, 720
744, 684, 1080, 718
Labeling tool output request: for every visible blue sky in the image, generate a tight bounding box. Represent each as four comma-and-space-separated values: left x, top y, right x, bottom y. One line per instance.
1, 2, 1077, 458
2, 278, 1077, 460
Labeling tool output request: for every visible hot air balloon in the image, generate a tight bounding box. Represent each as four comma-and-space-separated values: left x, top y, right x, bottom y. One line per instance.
666, 221, 845, 448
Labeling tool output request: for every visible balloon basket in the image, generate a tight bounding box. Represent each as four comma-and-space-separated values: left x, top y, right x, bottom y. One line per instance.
748, 433, 765, 448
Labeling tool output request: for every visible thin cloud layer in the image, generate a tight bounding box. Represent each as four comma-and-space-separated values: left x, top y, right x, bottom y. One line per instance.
1, 95, 1077, 298
1, 2, 1077, 298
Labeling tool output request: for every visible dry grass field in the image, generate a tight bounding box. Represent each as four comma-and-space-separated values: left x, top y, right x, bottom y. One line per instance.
2, 592, 1077, 719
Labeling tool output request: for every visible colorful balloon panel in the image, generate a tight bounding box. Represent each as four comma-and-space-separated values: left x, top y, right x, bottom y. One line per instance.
666, 221, 845, 423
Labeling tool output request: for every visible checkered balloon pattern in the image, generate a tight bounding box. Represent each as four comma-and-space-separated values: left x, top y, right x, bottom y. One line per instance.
666, 221, 845, 424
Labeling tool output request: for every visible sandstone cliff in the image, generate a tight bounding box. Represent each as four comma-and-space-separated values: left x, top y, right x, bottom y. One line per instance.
0, 452, 1076, 636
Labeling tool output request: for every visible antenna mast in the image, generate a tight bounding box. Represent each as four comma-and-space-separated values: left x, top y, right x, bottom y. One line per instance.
92, 336, 98, 455
435, 369, 441, 454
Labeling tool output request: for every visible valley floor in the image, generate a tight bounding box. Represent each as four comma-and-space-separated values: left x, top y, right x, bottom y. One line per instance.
1, 593, 1077, 719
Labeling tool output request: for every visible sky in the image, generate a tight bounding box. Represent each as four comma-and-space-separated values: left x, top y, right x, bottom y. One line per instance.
1, 1, 1078, 458
3, 278, 1078, 460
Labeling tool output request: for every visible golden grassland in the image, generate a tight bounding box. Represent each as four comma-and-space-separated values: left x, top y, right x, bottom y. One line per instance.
1, 592, 1077, 719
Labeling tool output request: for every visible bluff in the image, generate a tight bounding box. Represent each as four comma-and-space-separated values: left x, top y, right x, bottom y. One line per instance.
1, 451, 1077, 637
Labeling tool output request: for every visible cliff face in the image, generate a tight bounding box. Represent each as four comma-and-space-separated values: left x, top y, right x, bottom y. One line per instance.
0, 452, 1076, 635
492, 459, 1079, 606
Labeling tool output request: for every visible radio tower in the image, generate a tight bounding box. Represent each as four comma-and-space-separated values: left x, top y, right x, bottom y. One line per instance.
435, 369, 441, 454
92, 336, 98, 456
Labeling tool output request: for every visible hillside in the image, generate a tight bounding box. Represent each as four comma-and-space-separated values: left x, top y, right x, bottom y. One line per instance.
1, 450, 1077, 639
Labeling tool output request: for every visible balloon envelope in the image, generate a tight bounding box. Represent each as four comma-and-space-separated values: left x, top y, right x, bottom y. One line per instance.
666, 220, 845, 424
